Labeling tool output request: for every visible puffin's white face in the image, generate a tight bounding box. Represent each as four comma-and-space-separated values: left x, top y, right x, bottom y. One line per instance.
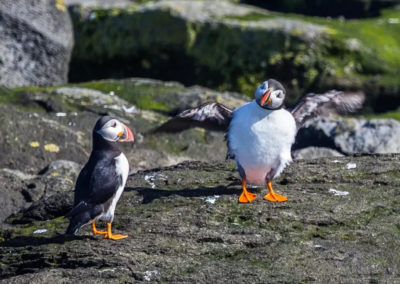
97, 119, 134, 143
255, 79, 286, 110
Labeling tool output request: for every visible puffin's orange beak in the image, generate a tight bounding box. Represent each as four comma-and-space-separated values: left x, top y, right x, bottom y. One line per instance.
260, 89, 272, 107
119, 123, 134, 142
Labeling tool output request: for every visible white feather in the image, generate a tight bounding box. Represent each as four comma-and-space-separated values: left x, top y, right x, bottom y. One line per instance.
228, 101, 297, 185
99, 153, 129, 222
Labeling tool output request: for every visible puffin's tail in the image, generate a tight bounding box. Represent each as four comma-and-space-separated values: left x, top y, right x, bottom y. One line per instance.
65, 217, 84, 235
65, 202, 92, 235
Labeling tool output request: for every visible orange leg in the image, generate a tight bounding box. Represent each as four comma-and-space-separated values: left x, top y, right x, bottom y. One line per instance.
238, 178, 257, 203
92, 222, 107, 235
263, 181, 288, 202
104, 222, 128, 240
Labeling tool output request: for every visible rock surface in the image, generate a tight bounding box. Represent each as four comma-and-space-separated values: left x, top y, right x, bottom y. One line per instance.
0, 161, 78, 225
1, 77, 398, 174
292, 146, 344, 160
0, 0, 74, 87
295, 118, 400, 155
67, 0, 400, 111
241, 0, 399, 18
1, 154, 400, 282
0, 78, 247, 174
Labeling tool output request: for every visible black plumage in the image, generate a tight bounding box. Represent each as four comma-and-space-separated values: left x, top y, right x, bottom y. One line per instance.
153, 102, 233, 133
65, 149, 122, 234
65, 116, 133, 238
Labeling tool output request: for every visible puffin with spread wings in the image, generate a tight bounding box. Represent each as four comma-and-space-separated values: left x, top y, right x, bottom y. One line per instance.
155, 79, 364, 203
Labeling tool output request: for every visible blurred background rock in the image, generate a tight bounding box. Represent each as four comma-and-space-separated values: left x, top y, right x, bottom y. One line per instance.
0, 0, 73, 87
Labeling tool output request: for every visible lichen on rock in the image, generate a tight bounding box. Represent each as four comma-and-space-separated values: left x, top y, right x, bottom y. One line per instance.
1, 155, 400, 282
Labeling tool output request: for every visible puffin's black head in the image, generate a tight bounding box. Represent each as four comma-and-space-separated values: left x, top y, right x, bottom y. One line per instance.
93, 116, 134, 149
254, 79, 286, 110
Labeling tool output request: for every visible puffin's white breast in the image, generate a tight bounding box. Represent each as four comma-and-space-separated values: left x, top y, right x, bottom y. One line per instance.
228, 101, 297, 184
101, 152, 129, 221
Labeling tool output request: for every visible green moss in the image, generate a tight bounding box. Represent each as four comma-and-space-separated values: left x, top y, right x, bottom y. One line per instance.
224, 9, 400, 76
340, 232, 356, 241
0, 217, 68, 241
223, 12, 272, 22
68, 4, 400, 111
363, 109, 400, 120
0, 88, 21, 105
248, 259, 271, 270
220, 8, 400, 103
208, 249, 247, 261
75, 79, 185, 111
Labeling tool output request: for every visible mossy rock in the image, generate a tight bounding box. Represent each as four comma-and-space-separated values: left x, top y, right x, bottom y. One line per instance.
68, 0, 400, 111
239, 0, 398, 18
0, 78, 247, 173
1, 155, 400, 282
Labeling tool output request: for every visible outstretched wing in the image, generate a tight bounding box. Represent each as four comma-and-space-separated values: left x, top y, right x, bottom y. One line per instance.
153, 102, 234, 133
290, 90, 365, 128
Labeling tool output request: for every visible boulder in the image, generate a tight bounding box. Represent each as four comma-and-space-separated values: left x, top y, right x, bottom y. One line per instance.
0, 162, 77, 224
1, 78, 398, 175
295, 118, 400, 155
241, 0, 399, 18
292, 146, 344, 160
67, 0, 400, 111
0, 0, 73, 87
1, 155, 400, 282
0, 78, 247, 173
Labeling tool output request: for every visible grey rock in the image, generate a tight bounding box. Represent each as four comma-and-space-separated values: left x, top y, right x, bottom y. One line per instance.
1, 155, 400, 282
0, 170, 33, 223
0, 78, 248, 174
0, 0, 73, 87
0, 159, 82, 224
68, 0, 400, 110
335, 119, 400, 154
39, 160, 82, 181
67, 0, 335, 102
293, 146, 344, 160
296, 118, 400, 154
65, 0, 131, 8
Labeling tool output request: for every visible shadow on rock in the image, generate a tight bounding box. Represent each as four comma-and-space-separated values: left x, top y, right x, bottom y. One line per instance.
126, 183, 260, 204
0, 234, 94, 248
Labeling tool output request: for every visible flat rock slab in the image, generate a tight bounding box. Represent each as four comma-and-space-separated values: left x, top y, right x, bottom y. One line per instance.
1, 154, 400, 282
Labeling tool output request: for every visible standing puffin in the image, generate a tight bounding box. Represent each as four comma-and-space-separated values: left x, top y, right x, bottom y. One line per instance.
155, 79, 364, 203
66, 116, 134, 239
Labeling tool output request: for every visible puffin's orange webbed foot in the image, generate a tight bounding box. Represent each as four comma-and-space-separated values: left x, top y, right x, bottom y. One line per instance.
105, 233, 128, 240
263, 181, 288, 202
263, 192, 288, 202
92, 222, 107, 235
238, 178, 257, 203
104, 223, 128, 240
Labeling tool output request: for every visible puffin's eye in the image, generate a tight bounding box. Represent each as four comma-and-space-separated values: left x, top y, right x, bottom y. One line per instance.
112, 122, 117, 128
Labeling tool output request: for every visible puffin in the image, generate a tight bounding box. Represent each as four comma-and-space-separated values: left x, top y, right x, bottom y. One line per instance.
65, 116, 134, 239
155, 79, 364, 203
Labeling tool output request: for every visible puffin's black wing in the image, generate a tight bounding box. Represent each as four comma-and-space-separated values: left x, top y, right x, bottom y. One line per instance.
66, 158, 121, 234
153, 102, 234, 133
67, 163, 120, 217
290, 90, 365, 128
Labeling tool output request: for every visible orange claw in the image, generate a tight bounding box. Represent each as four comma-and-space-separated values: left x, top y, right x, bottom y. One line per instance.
104, 222, 128, 240
238, 178, 257, 203
263, 181, 288, 202
92, 222, 107, 235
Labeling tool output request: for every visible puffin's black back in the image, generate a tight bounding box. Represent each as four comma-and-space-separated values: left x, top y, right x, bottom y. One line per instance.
65, 116, 123, 235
